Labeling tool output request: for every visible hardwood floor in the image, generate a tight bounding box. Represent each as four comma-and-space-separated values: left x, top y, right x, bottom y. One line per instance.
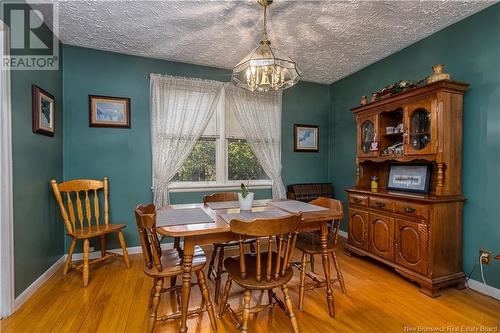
2, 240, 499, 333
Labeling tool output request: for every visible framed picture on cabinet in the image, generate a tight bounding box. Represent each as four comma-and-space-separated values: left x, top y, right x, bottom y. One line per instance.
387, 164, 431, 194
89, 95, 131, 128
294, 124, 319, 152
32, 85, 55, 137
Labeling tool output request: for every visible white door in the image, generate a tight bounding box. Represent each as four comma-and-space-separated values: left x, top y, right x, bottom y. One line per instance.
0, 22, 15, 318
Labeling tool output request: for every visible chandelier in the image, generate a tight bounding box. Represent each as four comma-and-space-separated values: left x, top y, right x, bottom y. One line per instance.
232, 0, 301, 93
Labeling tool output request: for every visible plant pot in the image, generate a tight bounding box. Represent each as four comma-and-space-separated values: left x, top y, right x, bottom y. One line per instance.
238, 192, 254, 211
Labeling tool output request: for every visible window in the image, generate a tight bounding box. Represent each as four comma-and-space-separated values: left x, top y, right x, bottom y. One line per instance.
171, 90, 270, 190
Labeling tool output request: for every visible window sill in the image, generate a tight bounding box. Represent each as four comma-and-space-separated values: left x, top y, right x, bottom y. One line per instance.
168, 181, 272, 193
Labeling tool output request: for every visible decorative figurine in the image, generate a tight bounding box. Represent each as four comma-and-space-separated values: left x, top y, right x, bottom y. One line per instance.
360, 95, 368, 105
426, 64, 450, 84
371, 176, 379, 192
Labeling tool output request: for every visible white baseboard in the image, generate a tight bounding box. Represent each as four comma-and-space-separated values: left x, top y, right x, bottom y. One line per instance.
467, 279, 500, 300
14, 255, 66, 311
338, 230, 347, 239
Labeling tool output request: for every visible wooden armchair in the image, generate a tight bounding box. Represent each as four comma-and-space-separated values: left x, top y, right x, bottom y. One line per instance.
294, 197, 346, 314
134, 204, 217, 333
218, 212, 302, 333
203, 192, 256, 304
51, 177, 130, 287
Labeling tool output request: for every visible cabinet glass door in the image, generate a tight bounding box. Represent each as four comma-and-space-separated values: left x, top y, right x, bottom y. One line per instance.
404, 99, 437, 155
357, 114, 378, 157
361, 120, 375, 153
409, 108, 431, 151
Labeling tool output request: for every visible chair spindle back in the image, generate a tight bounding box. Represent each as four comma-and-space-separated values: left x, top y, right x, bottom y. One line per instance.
134, 204, 163, 272
203, 192, 238, 204
51, 178, 110, 235
309, 197, 344, 246
229, 212, 302, 282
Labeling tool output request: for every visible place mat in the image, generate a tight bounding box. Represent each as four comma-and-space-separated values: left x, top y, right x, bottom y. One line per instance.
220, 211, 289, 224
156, 208, 214, 227
267, 200, 328, 213
206, 200, 268, 210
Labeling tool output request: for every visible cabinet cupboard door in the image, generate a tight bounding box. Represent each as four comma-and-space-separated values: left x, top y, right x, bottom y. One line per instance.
404, 98, 437, 155
348, 209, 369, 251
369, 213, 394, 261
395, 219, 428, 275
357, 114, 378, 158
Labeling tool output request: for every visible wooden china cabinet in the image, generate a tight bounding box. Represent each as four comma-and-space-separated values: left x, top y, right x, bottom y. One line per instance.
345, 80, 469, 297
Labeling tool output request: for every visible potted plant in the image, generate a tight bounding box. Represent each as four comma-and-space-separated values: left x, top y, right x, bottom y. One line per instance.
238, 182, 254, 211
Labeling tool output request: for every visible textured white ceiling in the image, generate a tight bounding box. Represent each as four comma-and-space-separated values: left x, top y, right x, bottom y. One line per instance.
54, 0, 494, 84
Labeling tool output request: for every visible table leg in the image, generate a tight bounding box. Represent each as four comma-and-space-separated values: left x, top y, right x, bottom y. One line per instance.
320, 222, 335, 318
180, 238, 195, 333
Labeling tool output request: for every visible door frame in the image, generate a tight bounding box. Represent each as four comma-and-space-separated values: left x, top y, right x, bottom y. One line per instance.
0, 22, 15, 318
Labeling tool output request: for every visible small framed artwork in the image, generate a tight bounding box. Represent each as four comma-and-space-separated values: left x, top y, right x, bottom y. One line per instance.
89, 95, 131, 128
32, 85, 55, 137
294, 124, 319, 152
387, 164, 431, 194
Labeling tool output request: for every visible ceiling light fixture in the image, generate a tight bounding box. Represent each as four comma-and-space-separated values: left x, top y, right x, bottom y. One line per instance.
232, 0, 301, 93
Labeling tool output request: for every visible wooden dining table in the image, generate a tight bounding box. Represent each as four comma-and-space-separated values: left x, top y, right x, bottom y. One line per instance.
156, 199, 344, 333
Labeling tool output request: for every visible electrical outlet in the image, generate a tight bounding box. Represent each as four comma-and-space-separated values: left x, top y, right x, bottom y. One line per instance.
479, 249, 492, 265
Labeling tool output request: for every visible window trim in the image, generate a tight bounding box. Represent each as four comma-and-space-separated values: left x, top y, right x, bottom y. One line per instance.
170, 88, 270, 192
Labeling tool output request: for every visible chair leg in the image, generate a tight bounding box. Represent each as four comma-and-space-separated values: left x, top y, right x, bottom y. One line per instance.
268, 289, 274, 305
281, 285, 299, 333
331, 251, 346, 294
218, 277, 232, 318
298, 252, 307, 311
214, 246, 224, 304
83, 239, 90, 287
148, 278, 163, 333
196, 270, 218, 332
117, 230, 130, 269
310, 254, 315, 273
241, 289, 251, 333
64, 238, 77, 275
148, 285, 155, 309
100, 235, 106, 257
208, 245, 218, 280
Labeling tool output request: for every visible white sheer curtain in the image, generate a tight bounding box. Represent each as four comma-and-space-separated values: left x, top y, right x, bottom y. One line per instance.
0, 22, 14, 317
150, 74, 222, 206
225, 84, 286, 199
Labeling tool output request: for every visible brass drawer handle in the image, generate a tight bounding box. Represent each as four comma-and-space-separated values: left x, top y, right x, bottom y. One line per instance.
376, 202, 386, 208
353, 197, 362, 204
404, 207, 416, 213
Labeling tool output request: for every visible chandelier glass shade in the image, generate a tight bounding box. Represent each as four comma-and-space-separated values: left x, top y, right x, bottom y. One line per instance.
232, 0, 301, 93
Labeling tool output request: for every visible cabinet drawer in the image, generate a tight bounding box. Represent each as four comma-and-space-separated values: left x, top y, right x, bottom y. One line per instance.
369, 197, 394, 212
349, 194, 368, 207
394, 201, 428, 220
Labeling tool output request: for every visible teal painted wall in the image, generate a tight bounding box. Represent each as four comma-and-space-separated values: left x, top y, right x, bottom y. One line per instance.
10, 49, 64, 295
329, 4, 500, 287
62, 45, 330, 249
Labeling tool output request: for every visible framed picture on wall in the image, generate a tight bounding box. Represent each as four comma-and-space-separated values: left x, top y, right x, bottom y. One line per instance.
387, 164, 431, 194
32, 85, 55, 137
89, 95, 131, 128
294, 124, 319, 152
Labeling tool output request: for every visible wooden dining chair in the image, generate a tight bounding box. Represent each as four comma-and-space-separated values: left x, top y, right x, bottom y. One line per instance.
134, 204, 217, 333
294, 197, 346, 313
218, 212, 302, 333
50, 177, 130, 287
203, 192, 256, 304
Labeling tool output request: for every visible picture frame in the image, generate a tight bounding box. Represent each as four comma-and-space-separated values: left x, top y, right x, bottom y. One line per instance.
294, 124, 319, 152
387, 164, 431, 194
32, 85, 55, 137
89, 95, 131, 128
